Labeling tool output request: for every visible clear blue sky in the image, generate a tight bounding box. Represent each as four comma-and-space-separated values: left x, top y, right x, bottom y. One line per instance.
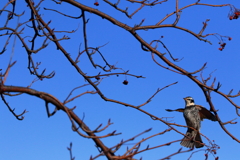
1, 0, 240, 159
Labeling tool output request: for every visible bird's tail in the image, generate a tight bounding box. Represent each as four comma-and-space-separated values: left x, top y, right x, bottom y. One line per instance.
180, 131, 204, 148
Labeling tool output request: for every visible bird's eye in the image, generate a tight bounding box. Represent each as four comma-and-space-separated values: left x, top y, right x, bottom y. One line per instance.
190, 99, 194, 103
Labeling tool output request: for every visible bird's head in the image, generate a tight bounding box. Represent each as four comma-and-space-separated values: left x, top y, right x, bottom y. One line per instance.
183, 96, 195, 107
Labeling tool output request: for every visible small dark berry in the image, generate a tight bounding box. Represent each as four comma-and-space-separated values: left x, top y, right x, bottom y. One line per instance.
213, 149, 216, 154
233, 15, 238, 19
220, 43, 226, 47
235, 11, 240, 16
123, 80, 128, 85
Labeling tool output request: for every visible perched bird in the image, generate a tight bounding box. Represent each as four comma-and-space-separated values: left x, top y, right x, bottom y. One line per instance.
166, 97, 217, 148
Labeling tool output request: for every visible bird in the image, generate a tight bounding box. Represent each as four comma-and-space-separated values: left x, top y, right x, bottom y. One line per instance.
166, 97, 217, 148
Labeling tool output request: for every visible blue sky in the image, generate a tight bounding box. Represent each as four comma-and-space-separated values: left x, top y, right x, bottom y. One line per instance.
1, 0, 240, 159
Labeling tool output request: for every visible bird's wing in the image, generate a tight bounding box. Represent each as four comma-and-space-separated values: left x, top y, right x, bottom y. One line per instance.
165, 108, 184, 112
166, 106, 217, 121
195, 105, 217, 121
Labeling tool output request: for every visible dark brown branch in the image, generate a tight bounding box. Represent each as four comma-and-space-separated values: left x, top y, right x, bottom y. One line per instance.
67, 142, 75, 160
199, 19, 210, 35
44, 7, 82, 19
156, 3, 229, 25
160, 148, 193, 160
0, 84, 116, 159
103, 0, 130, 18
0, 93, 28, 120
137, 82, 178, 108
222, 118, 237, 125
150, 39, 183, 62
82, 10, 96, 68
187, 62, 207, 75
